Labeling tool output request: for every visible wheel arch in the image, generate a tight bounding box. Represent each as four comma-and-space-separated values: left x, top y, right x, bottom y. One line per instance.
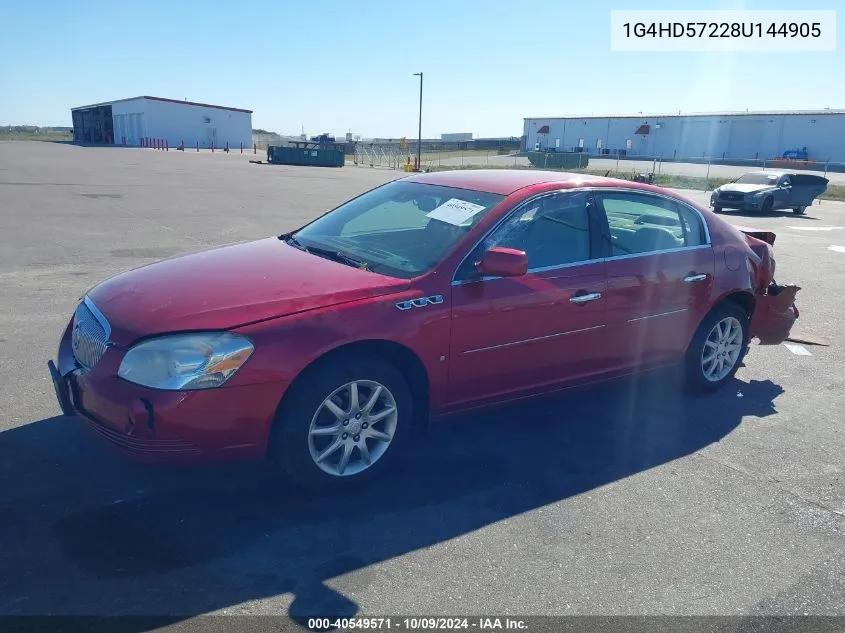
722, 290, 756, 321
272, 338, 431, 432
686, 290, 756, 351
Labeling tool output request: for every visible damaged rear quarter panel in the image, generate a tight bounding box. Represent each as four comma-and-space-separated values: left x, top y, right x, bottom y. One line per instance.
706, 215, 800, 346
750, 284, 801, 345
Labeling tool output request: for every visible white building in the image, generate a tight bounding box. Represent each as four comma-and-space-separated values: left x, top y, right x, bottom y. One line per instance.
70, 96, 253, 149
523, 110, 845, 163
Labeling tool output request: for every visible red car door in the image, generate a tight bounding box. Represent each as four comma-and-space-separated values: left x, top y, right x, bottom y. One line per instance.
594, 190, 715, 369
447, 191, 610, 408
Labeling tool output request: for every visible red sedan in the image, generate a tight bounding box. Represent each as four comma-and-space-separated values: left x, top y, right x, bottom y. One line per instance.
48, 170, 800, 489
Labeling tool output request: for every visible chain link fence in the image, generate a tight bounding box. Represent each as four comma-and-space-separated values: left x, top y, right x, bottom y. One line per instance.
582, 154, 845, 192
351, 145, 844, 194
351, 141, 523, 170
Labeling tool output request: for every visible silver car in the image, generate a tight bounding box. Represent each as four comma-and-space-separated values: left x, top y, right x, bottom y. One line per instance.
710, 171, 828, 215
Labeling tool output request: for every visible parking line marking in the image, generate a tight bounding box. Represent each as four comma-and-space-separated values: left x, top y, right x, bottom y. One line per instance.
783, 343, 813, 356
785, 226, 845, 231
828, 245, 845, 253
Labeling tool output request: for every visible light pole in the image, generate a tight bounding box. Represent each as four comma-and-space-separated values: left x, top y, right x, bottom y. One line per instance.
413, 72, 423, 170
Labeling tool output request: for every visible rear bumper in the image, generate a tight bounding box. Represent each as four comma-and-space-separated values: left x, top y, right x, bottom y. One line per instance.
750, 283, 800, 345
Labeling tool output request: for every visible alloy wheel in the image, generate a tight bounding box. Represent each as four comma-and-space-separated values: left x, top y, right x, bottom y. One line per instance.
307, 380, 398, 477
701, 316, 744, 382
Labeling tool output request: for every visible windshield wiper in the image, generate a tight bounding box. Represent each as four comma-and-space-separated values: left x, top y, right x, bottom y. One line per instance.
279, 232, 308, 251
280, 232, 372, 270
306, 244, 372, 270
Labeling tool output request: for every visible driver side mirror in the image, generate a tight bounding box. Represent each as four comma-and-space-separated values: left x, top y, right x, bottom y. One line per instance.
476, 246, 528, 277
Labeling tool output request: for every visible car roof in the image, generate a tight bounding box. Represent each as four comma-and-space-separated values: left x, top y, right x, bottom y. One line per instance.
744, 171, 787, 177
402, 169, 618, 195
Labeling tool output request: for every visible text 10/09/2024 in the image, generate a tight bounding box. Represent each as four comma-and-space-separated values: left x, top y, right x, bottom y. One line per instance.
307, 617, 528, 631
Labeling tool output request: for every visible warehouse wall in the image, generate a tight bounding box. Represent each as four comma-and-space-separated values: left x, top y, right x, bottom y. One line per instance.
140, 100, 252, 149
108, 99, 251, 148
111, 99, 148, 146
524, 114, 845, 162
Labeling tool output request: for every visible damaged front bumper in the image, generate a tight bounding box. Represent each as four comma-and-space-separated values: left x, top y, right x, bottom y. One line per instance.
750, 283, 801, 345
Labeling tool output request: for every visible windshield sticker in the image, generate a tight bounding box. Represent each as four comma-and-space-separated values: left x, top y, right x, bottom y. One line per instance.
426, 198, 487, 226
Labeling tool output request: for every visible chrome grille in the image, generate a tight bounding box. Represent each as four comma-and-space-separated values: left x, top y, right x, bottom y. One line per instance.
72, 299, 110, 370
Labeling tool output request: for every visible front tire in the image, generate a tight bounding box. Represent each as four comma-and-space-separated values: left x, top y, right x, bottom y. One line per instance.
761, 197, 774, 214
269, 355, 414, 491
685, 303, 749, 393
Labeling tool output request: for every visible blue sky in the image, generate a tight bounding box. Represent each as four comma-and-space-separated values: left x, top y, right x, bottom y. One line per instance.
0, 0, 840, 137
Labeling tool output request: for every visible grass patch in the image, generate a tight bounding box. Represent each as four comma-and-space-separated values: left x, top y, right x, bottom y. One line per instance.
423, 165, 845, 201
0, 132, 73, 142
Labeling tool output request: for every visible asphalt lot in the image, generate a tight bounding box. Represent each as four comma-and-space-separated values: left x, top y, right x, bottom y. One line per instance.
1, 141, 844, 622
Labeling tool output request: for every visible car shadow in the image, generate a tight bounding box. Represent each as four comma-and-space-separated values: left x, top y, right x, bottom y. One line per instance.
0, 370, 785, 627
715, 208, 822, 220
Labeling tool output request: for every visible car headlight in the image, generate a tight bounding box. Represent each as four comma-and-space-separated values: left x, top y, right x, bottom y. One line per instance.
117, 332, 254, 390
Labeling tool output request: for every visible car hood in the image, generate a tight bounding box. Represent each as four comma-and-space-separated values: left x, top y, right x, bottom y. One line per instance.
88, 237, 410, 345
718, 183, 774, 194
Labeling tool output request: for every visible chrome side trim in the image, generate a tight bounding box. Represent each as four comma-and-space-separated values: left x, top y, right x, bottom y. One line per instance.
627, 308, 688, 323
84, 295, 112, 340
451, 259, 597, 286
527, 260, 598, 275
462, 324, 605, 355
450, 186, 713, 285
602, 244, 711, 263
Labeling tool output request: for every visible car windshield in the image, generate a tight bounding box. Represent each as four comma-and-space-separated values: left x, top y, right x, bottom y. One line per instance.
735, 173, 780, 185
289, 180, 505, 279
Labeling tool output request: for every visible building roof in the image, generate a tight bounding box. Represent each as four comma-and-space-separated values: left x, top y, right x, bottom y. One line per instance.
524, 109, 845, 121
71, 96, 252, 114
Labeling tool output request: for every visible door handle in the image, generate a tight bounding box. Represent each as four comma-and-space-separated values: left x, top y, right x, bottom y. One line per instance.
684, 273, 708, 283
570, 291, 602, 304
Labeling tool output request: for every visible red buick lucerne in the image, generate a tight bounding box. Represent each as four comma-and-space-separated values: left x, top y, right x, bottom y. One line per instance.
49, 170, 800, 489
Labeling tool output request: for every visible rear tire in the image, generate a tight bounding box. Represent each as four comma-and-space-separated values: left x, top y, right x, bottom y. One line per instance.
713, 206, 722, 214
685, 302, 750, 394
268, 355, 414, 491
793, 206, 807, 215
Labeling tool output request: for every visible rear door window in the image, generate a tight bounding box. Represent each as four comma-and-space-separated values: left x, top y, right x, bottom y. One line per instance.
597, 192, 706, 256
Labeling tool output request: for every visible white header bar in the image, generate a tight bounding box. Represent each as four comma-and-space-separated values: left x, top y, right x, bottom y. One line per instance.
610, 10, 836, 52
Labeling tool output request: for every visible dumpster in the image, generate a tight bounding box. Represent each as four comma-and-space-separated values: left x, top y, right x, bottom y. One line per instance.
525, 151, 590, 169
267, 142, 345, 167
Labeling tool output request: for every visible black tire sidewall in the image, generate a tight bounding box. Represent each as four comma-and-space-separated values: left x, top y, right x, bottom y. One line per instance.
762, 197, 773, 214
685, 303, 749, 393
269, 356, 414, 490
